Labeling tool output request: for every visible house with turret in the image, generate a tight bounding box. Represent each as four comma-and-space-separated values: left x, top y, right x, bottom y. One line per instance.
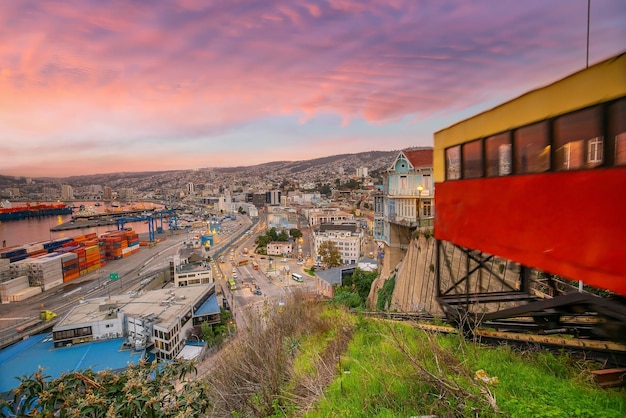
373, 148, 434, 269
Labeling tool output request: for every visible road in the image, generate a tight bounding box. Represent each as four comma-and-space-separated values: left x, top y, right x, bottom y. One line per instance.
0, 215, 256, 349
214, 214, 316, 332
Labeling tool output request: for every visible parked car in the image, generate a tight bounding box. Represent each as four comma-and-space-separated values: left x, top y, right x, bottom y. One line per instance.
254, 289, 262, 295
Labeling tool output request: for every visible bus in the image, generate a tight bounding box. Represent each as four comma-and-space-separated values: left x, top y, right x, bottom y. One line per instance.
291, 273, 303, 282
228, 278, 237, 290
252, 261, 259, 270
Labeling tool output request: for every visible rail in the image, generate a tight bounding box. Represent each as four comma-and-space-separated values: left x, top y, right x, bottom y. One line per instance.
357, 311, 626, 372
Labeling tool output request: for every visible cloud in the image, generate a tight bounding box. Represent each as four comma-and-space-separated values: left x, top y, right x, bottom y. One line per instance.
0, 0, 625, 176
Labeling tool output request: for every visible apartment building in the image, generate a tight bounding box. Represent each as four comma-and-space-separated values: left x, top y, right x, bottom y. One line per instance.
313, 222, 363, 265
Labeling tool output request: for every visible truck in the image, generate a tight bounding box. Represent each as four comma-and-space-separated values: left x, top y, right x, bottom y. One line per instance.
15, 310, 57, 333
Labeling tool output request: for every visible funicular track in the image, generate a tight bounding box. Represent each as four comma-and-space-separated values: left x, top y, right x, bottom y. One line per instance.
359, 310, 626, 371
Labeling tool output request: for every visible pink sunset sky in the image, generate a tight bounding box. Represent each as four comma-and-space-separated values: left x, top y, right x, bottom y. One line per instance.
1, 0, 625, 177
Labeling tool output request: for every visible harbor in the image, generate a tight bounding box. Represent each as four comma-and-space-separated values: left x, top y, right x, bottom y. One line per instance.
0, 202, 165, 249
51, 208, 159, 232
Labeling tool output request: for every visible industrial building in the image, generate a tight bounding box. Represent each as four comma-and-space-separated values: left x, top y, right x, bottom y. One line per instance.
52, 284, 220, 360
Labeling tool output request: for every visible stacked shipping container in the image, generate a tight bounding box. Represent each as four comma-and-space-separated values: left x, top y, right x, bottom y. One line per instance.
0, 275, 41, 303
101, 230, 140, 260
0, 229, 141, 303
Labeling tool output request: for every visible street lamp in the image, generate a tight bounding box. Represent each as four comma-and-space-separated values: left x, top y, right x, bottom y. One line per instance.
416, 184, 423, 229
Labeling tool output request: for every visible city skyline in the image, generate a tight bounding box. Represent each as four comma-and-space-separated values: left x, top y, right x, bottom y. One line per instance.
1, 0, 625, 177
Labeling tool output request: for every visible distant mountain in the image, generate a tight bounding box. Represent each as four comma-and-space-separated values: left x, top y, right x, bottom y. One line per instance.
219, 150, 401, 178
0, 149, 430, 187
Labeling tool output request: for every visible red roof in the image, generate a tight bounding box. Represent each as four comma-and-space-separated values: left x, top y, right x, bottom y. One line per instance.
403, 149, 433, 168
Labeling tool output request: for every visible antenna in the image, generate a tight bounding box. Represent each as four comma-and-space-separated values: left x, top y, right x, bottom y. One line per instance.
586, 0, 590, 68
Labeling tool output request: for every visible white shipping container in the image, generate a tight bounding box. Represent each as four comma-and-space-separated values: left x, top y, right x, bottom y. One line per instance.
42, 279, 64, 292
9, 286, 42, 302
0, 275, 29, 292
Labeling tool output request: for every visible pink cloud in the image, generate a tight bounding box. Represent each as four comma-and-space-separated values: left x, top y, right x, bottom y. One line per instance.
0, 0, 625, 177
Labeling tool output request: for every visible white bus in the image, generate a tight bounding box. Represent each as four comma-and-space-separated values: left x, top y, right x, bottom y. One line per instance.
291, 273, 303, 282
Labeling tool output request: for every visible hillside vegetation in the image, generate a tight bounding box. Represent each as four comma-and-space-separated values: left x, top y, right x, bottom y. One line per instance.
3, 291, 625, 417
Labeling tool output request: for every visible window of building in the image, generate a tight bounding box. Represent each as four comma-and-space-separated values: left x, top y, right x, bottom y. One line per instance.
422, 201, 432, 217
446, 146, 461, 180
399, 175, 408, 192
554, 106, 602, 170
514, 121, 550, 174
463, 139, 483, 179
587, 137, 604, 166
486, 132, 512, 177
609, 98, 626, 166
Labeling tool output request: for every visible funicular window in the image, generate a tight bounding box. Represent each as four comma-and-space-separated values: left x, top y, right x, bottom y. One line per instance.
462, 139, 483, 179
486, 132, 512, 177
554, 106, 602, 170
609, 98, 626, 166
514, 121, 550, 174
445, 145, 461, 180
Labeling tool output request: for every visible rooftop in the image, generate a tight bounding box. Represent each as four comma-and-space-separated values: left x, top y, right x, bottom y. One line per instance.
57, 284, 215, 330
0, 333, 142, 394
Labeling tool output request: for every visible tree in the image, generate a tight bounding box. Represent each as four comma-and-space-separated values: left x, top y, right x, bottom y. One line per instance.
342, 268, 379, 303
278, 229, 289, 241
1, 360, 210, 417
319, 184, 332, 196
318, 241, 341, 267
289, 228, 303, 239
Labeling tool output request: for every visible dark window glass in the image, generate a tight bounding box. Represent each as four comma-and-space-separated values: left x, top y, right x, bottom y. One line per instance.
463, 140, 483, 178
554, 106, 602, 170
609, 98, 626, 166
446, 146, 461, 180
486, 132, 512, 177
514, 121, 550, 174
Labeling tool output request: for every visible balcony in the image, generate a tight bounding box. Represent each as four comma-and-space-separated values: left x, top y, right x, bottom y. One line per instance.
387, 188, 432, 197
387, 214, 434, 228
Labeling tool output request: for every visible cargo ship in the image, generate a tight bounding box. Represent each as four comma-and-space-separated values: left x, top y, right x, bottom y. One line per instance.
0, 201, 73, 221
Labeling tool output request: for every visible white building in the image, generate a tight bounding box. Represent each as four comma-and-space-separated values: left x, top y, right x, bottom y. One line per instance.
305, 207, 353, 227
313, 222, 363, 265
61, 184, 74, 200
356, 166, 368, 178
268, 190, 281, 206
52, 284, 220, 361
172, 253, 213, 287
267, 241, 294, 257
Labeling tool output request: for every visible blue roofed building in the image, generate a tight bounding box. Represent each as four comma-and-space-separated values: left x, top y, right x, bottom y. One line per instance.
0, 284, 221, 396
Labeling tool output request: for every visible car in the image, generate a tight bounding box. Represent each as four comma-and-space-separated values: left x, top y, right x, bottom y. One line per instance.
232, 268, 236, 273
233, 273, 238, 279
254, 289, 262, 295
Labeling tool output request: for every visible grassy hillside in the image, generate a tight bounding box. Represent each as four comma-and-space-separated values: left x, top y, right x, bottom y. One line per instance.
4, 291, 625, 417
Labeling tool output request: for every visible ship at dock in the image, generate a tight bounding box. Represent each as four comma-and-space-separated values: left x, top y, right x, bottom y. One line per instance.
0, 201, 73, 222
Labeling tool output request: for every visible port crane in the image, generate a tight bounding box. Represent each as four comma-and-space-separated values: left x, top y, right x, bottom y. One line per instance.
115, 207, 178, 243
116, 215, 157, 242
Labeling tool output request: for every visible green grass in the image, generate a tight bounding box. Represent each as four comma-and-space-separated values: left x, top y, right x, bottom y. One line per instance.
303, 314, 626, 417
